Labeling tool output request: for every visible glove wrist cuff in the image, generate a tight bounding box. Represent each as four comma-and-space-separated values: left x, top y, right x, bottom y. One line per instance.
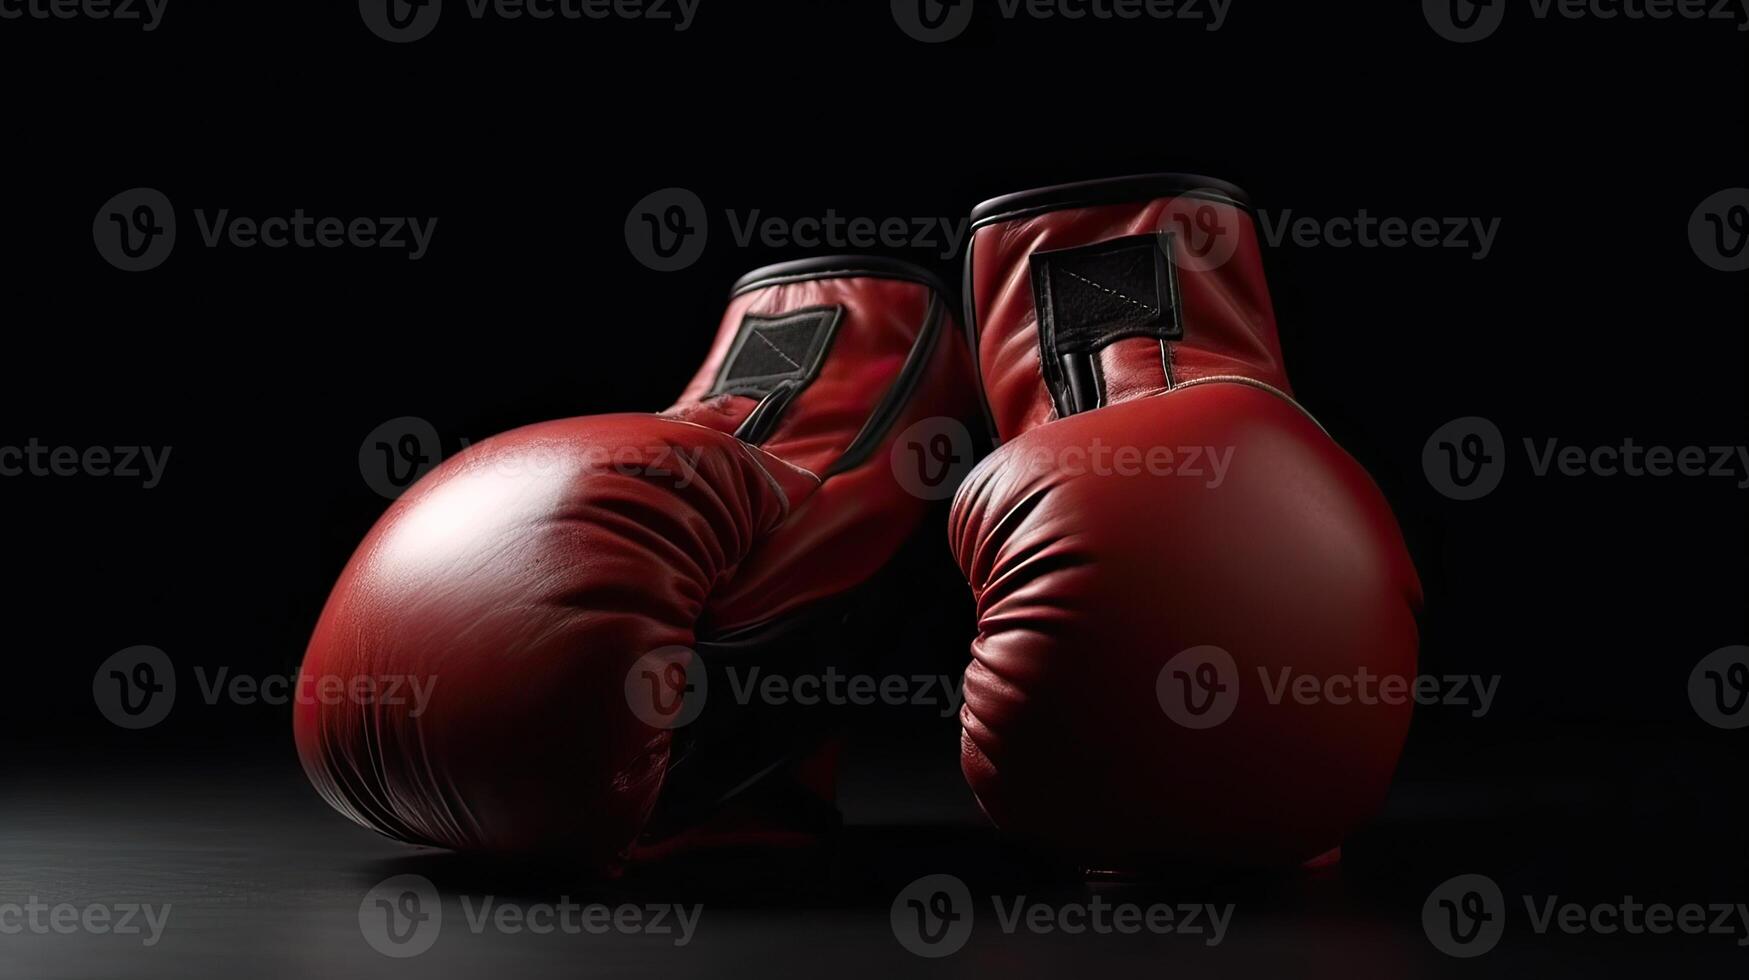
965, 174, 1293, 444
968, 172, 1253, 230
730, 254, 951, 299
669, 257, 959, 477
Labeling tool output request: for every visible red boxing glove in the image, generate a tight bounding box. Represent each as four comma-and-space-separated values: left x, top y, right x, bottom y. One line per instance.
295, 257, 973, 868
954, 176, 1423, 869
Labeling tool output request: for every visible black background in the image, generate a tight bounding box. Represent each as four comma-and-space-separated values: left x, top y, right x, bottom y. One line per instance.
0, 1, 1744, 974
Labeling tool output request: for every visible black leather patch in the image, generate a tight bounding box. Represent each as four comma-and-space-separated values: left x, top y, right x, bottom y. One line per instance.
708, 306, 842, 399
1029, 233, 1182, 355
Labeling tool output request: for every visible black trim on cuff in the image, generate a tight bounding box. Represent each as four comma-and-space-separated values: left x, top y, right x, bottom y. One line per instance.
824, 294, 946, 477
730, 255, 952, 299
969, 173, 1254, 231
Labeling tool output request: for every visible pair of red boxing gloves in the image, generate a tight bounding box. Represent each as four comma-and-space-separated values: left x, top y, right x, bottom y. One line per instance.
295, 175, 1422, 873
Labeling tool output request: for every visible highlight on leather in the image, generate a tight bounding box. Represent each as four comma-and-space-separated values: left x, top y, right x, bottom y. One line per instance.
952, 176, 1424, 868
294, 257, 975, 866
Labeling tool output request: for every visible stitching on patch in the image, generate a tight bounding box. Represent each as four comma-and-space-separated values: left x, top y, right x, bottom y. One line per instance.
749, 327, 805, 372
1060, 269, 1158, 315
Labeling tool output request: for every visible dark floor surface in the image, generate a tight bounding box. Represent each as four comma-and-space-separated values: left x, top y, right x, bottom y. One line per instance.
3, 728, 1742, 979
